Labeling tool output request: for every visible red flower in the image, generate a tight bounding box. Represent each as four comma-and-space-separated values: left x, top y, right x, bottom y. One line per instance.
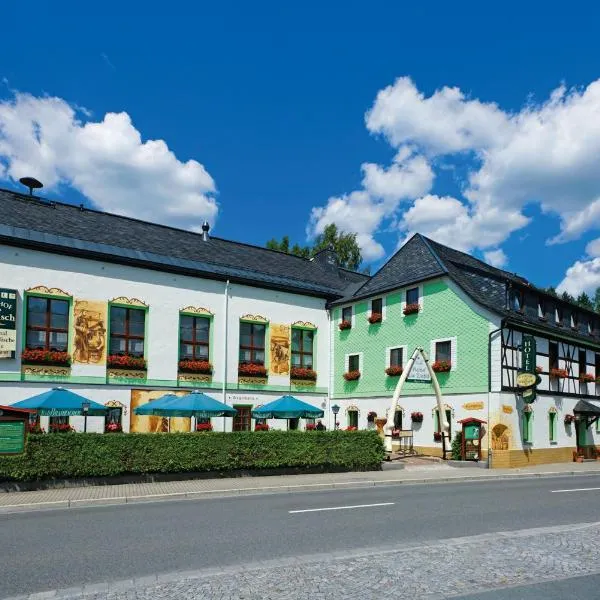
339, 320, 352, 331
305, 423, 316, 431
105, 422, 122, 433
290, 367, 317, 381
254, 423, 270, 431
196, 422, 213, 432
403, 303, 420, 316
564, 414, 575, 425
238, 363, 267, 377
368, 313, 382, 324
27, 423, 45, 434
385, 366, 403, 377
579, 373, 595, 383
49, 423, 75, 433
550, 368, 568, 379
343, 370, 361, 381
107, 354, 147, 370
178, 360, 213, 374
432, 360, 451, 373
345, 426, 358, 431
21, 348, 71, 366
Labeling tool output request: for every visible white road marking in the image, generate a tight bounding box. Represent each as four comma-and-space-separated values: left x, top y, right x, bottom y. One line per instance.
289, 502, 395, 514
551, 487, 600, 493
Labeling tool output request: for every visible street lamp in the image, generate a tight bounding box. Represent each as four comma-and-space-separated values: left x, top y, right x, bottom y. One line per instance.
331, 404, 340, 430
82, 400, 90, 433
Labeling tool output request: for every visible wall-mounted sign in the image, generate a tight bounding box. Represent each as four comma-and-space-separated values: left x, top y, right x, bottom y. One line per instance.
463, 401, 484, 411
502, 405, 513, 414
521, 335, 536, 373
0, 289, 17, 359
516, 372, 537, 388
407, 352, 431, 382
0, 421, 25, 454
518, 335, 539, 403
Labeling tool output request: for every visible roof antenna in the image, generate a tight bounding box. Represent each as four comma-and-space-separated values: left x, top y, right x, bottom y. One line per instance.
19, 177, 43, 196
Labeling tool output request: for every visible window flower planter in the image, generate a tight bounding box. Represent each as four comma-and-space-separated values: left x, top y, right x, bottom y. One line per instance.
385, 366, 403, 377
368, 312, 382, 324
254, 423, 270, 431
290, 367, 317, 381
564, 414, 575, 425
49, 423, 75, 433
433, 431, 442, 442
535, 366, 543, 374
411, 411, 423, 423
579, 373, 595, 383
339, 320, 352, 331
343, 370, 361, 381
432, 360, 451, 373
21, 349, 71, 367
403, 303, 420, 316
178, 360, 213, 374
107, 354, 147, 370
196, 422, 213, 432
238, 363, 267, 378
105, 422, 122, 433
549, 368, 568, 380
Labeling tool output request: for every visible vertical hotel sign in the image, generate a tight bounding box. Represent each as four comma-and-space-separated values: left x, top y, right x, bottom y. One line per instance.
517, 334, 538, 403
0, 289, 17, 359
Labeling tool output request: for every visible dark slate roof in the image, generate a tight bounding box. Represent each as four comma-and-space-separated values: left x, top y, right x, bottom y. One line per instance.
574, 399, 600, 415
0, 187, 368, 298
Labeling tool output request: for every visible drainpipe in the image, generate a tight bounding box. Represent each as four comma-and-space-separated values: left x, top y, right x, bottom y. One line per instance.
327, 307, 333, 431
487, 320, 505, 469
222, 280, 230, 432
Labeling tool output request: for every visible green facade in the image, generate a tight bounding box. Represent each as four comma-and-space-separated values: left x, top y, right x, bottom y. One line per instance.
333, 279, 491, 399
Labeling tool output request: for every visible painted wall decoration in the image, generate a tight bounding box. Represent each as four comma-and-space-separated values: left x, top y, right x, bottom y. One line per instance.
270, 323, 290, 375
73, 300, 107, 364
462, 401, 484, 411
0, 288, 17, 359
491, 424, 510, 450
130, 389, 190, 433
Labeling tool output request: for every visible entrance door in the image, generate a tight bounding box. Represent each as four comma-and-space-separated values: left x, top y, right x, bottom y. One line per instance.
233, 405, 252, 431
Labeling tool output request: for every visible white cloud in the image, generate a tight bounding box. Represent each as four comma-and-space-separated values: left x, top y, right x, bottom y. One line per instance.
483, 249, 508, 269
557, 258, 600, 296
586, 238, 600, 257
0, 92, 217, 230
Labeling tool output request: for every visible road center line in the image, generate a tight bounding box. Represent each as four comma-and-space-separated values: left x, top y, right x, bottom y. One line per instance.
551, 487, 600, 493
289, 502, 394, 514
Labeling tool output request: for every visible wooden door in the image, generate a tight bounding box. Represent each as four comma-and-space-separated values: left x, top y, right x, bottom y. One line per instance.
232, 405, 252, 431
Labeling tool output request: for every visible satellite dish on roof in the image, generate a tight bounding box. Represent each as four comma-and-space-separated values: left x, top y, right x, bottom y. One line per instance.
19, 177, 43, 196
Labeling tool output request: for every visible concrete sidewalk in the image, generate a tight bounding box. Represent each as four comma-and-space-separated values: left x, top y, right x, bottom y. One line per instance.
1, 461, 600, 514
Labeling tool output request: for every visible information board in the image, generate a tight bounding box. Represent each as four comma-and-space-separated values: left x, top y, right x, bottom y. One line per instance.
0, 421, 25, 454
0, 289, 17, 359
406, 352, 431, 382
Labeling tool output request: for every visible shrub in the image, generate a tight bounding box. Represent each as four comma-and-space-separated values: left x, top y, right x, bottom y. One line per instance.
451, 431, 463, 460
0, 431, 385, 482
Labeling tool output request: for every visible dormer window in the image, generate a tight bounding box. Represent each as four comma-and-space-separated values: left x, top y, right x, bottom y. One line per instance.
555, 307, 563, 326
589, 321, 594, 335
510, 289, 523, 312
538, 300, 546, 320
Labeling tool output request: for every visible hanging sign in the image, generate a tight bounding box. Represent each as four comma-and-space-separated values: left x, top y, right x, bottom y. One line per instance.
517, 335, 539, 403
0, 289, 17, 359
407, 352, 431, 382
521, 335, 536, 373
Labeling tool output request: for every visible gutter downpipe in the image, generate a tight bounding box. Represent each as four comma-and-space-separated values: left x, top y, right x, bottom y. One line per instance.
488, 320, 505, 469
222, 280, 230, 432
327, 306, 333, 431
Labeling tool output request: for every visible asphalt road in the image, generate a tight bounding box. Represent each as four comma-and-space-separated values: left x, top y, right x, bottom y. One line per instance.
2, 474, 600, 598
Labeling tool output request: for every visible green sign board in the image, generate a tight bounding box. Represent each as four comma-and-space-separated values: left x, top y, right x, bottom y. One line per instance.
464, 424, 480, 440
519, 335, 539, 403
522, 335, 536, 373
0, 288, 17, 359
0, 421, 25, 454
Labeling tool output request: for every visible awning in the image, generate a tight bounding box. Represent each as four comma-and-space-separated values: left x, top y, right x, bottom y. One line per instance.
251, 396, 324, 419
11, 388, 107, 416
134, 391, 237, 418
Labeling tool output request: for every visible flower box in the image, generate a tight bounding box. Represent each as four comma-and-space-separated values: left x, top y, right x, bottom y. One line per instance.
564, 414, 575, 425
238, 363, 268, 378
403, 303, 420, 316
385, 365, 403, 377
433, 431, 442, 442
345, 426, 358, 431
254, 423, 269, 431
196, 422, 213, 432
339, 320, 352, 331
305, 423, 316, 431
368, 312, 382, 324
343, 370, 361, 381
105, 422, 122, 433
21, 349, 71, 367
49, 423, 75, 433
367, 411, 377, 423
535, 366, 543, 374
107, 354, 147, 370
579, 373, 595, 383
432, 360, 451, 373
411, 411, 423, 423
290, 367, 317, 381
549, 368, 568, 380
178, 360, 213, 374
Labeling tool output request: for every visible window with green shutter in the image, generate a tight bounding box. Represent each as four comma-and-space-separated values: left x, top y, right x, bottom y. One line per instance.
549, 411, 557, 442
522, 410, 533, 443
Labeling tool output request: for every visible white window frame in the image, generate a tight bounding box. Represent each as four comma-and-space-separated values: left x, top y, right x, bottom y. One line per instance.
345, 352, 363, 373
369, 296, 387, 321
340, 305, 354, 328
386, 345, 407, 368
430, 337, 457, 371
403, 285, 423, 312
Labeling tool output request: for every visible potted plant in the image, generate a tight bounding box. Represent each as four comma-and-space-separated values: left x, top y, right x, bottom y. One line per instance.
105, 422, 122, 433
411, 411, 423, 423
339, 320, 352, 331
550, 368, 568, 379
368, 312, 382, 324
196, 422, 213, 432
403, 303, 420, 316
21, 348, 71, 367
107, 354, 147, 370
238, 363, 268, 378
579, 373, 595, 383
178, 359, 213, 374
433, 431, 442, 442
432, 360, 451, 373
343, 370, 361, 381
290, 367, 317, 381
564, 414, 575, 425
254, 423, 269, 431
385, 365, 403, 377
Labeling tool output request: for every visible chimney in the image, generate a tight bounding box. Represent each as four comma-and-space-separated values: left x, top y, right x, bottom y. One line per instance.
312, 245, 339, 272
201, 221, 210, 242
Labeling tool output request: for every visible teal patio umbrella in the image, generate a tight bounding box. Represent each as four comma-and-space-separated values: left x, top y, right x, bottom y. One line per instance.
12, 387, 107, 416
251, 395, 324, 420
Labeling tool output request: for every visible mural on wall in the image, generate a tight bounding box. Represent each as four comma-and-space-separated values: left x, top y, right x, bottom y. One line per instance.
491, 424, 510, 450
73, 300, 107, 364
270, 323, 290, 375
130, 389, 191, 433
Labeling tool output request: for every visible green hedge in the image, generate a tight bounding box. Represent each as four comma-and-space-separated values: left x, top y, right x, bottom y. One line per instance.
0, 430, 384, 482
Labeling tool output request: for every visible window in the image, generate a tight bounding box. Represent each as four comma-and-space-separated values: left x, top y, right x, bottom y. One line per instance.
549, 342, 559, 370
232, 405, 252, 431
390, 347, 403, 368
571, 313, 578, 329
25, 296, 69, 351
105, 407, 123, 432
341, 306, 352, 323
555, 306, 563, 325
288, 417, 300, 430
406, 287, 419, 306
434, 408, 452, 438
549, 411, 557, 442
393, 410, 403, 429
579, 349, 587, 378
49, 415, 69, 432
348, 410, 358, 428
348, 354, 360, 372
509, 289, 523, 311
180, 315, 210, 360
371, 298, 383, 315
239, 322, 266, 365
522, 409, 533, 443
291, 328, 314, 368
596, 353, 600, 379
538, 300, 546, 319
435, 340, 452, 363
109, 306, 145, 357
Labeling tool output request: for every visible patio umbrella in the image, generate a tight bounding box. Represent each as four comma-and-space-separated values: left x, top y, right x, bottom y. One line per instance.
251, 395, 324, 419
134, 391, 237, 419
11, 387, 107, 416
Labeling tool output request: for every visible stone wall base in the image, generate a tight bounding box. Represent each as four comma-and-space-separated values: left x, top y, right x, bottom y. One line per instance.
490, 447, 576, 468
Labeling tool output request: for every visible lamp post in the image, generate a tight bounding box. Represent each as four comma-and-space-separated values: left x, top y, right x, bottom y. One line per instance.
331, 404, 340, 430
82, 400, 90, 433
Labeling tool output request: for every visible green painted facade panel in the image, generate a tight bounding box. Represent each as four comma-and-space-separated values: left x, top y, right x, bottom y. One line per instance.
333, 279, 490, 398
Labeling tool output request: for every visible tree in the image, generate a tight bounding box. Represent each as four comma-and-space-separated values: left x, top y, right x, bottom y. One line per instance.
546, 287, 558, 297
265, 224, 362, 270
576, 292, 594, 310
561, 291, 575, 304
595, 287, 600, 313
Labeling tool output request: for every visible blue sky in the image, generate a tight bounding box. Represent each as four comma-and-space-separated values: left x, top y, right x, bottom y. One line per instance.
2, 1, 600, 294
